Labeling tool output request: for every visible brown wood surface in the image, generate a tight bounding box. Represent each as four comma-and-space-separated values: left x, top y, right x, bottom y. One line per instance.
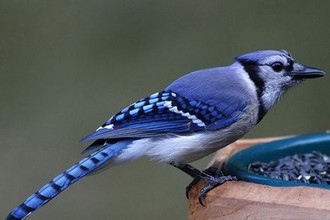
188, 137, 330, 220
189, 181, 330, 220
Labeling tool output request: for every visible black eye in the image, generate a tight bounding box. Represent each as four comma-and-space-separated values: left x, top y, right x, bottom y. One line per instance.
271, 62, 284, 72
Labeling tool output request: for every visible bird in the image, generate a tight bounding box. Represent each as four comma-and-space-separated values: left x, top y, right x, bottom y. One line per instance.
6, 50, 325, 220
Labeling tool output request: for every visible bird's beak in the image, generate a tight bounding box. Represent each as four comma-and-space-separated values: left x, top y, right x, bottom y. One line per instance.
287, 66, 325, 79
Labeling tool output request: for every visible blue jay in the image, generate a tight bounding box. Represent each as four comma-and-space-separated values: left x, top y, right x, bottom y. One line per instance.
7, 50, 325, 220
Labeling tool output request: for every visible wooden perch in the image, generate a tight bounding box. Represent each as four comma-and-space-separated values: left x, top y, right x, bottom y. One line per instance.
188, 137, 330, 220
189, 181, 330, 220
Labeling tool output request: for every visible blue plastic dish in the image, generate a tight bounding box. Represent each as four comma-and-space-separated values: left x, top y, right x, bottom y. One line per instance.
223, 133, 330, 190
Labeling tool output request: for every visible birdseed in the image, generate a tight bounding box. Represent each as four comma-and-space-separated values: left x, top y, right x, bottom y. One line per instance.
248, 151, 330, 184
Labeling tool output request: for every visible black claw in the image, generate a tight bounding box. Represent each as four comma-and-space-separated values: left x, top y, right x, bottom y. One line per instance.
197, 175, 237, 206
185, 177, 201, 198
198, 190, 207, 206
170, 163, 236, 205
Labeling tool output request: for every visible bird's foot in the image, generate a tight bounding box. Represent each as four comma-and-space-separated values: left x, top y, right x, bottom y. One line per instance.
170, 162, 236, 206
186, 166, 237, 206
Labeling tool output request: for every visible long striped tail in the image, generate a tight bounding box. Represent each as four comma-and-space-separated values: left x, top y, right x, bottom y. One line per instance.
6, 140, 131, 220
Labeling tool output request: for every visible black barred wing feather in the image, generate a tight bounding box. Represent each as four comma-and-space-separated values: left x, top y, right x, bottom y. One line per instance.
81, 91, 241, 143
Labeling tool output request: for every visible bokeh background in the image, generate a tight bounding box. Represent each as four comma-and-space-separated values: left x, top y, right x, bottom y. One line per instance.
1, 1, 329, 219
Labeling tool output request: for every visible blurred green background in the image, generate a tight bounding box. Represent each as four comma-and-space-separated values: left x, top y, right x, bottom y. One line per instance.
1, 1, 329, 219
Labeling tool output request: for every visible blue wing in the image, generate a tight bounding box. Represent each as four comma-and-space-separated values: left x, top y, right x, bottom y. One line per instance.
81, 91, 245, 152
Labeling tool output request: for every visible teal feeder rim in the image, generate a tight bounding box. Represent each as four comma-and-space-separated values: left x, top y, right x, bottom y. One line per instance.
223, 133, 330, 189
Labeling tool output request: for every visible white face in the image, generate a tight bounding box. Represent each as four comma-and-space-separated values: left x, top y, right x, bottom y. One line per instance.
256, 54, 303, 111
236, 50, 324, 113
258, 54, 303, 90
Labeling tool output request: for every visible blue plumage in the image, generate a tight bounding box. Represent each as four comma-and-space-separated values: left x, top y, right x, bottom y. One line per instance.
7, 140, 132, 220
81, 91, 241, 145
6, 50, 325, 220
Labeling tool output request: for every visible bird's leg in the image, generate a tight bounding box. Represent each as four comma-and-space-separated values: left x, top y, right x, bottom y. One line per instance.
170, 162, 206, 198
170, 162, 237, 206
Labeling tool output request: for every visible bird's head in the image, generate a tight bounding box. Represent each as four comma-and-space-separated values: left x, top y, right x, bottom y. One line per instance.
235, 49, 325, 112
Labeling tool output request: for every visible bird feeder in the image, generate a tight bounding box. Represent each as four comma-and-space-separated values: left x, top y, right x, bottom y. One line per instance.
188, 133, 330, 220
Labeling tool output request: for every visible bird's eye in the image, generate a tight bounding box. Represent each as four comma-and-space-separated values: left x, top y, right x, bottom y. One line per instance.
270, 62, 284, 72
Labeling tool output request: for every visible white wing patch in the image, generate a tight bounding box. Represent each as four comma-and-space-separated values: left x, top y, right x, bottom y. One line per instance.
95, 91, 206, 133
96, 123, 114, 131
103, 124, 114, 130
164, 100, 206, 127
